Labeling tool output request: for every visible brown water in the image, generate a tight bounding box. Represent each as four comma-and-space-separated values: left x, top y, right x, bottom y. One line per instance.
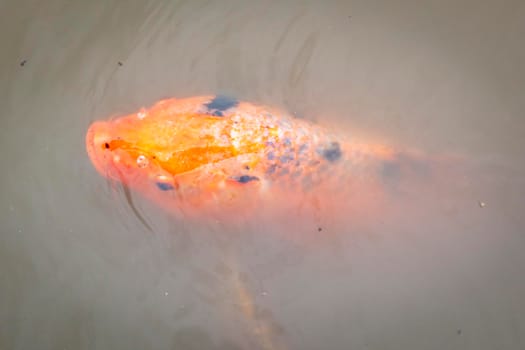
1, 1, 525, 349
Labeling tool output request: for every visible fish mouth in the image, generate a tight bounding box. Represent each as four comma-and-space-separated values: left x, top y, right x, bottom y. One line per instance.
86, 121, 115, 177
86, 121, 148, 179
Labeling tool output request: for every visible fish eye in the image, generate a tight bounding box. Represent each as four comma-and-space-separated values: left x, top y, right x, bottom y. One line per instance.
104, 142, 110, 149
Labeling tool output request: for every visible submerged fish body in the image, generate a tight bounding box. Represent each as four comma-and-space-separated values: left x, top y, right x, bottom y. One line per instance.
86, 95, 430, 219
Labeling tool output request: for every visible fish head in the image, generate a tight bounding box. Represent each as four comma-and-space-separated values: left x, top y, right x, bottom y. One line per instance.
86, 96, 270, 214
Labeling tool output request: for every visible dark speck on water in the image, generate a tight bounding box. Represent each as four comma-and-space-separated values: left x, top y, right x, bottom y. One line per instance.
20, 60, 27, 66
118, 61, 123, 66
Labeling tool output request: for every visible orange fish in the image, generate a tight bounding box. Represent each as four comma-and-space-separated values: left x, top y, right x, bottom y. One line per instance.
86, 95, 432, 221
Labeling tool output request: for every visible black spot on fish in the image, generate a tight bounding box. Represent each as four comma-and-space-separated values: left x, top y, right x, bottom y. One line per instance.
380, 154, 432, 196
156, 182, 175, 191
291, 170, 302, 179
381, 154, 430, 184
279, 168, 289, 176
204, 95, 238, 117
232, 175, 260, 184
266, 164, 277, 175
280, 154, 294, 163
321, 142, 342, 162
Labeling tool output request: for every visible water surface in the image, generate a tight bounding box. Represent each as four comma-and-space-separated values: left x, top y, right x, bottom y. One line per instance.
1, 1, 524, 349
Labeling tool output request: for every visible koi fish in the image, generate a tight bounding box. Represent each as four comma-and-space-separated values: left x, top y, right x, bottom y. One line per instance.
86, 95, 433, 221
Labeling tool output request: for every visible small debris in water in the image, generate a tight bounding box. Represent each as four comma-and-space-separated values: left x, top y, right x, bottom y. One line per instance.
118, 61, 123, 66
318, 227, 322, 232
261, 291, 268, 296
20, 60, 27, 66
164, 291, 169, 296
478, 201, 486, 208
457, 329, 462, 335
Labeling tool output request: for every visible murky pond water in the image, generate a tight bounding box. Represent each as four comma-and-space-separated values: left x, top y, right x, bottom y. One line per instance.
1, 1, 524, 349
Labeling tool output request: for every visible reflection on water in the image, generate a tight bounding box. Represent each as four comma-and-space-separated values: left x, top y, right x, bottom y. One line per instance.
1, 1, 525, 349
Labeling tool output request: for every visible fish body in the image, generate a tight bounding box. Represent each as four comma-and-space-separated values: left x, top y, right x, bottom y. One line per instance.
86, 95, 429, 220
